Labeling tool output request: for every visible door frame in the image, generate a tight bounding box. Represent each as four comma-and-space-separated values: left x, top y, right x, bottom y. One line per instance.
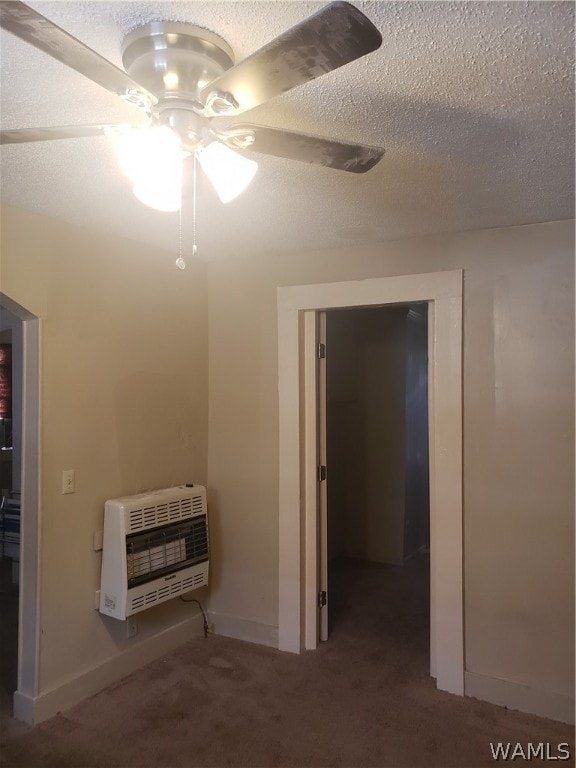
277, 270, 464, 696
0, 293, 42, 719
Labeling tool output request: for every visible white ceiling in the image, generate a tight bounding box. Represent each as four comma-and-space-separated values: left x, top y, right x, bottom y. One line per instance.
0, 1, 574, 262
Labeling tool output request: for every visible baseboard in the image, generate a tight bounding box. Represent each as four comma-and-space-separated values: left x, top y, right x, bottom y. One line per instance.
209, 610, 278, 648
13, 613, 204, 725
465, 671, 575, 725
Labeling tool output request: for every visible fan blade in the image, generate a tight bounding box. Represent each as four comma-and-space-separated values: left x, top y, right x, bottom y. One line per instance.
0, 2, 156, 109
200, 1, 382, 116
0, 124, 129, 144
221, 124, 384, 173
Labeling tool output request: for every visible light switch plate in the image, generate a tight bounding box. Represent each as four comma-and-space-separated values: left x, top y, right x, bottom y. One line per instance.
62, 469, 75, 494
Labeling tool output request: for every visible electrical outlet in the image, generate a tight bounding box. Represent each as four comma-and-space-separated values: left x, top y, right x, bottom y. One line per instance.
94, 590, 101, 610
93, 530, 103, 551
126, 617, 138, 638
62, 469, 75, 494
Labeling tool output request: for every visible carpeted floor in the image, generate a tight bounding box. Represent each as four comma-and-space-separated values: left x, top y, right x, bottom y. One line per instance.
1, 556, 573, 768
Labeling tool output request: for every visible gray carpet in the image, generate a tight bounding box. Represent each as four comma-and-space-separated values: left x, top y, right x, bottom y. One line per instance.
1, 557, 574, 767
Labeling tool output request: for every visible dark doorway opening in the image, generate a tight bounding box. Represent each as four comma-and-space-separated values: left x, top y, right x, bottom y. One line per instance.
325, 304, 430, 662
0, 306, 21, 720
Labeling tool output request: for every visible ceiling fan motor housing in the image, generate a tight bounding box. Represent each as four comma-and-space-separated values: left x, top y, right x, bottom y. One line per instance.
122, 22, 236, 142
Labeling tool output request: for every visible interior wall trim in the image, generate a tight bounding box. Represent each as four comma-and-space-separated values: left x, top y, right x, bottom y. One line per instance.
13, 613, 204, 725
277, 270, 464, 696
208, 610, 279, 648
465, 672, 575, 725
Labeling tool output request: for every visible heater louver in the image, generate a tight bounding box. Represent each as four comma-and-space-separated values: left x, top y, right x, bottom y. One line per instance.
126, 494, 203, 533
99, 485, 209, 620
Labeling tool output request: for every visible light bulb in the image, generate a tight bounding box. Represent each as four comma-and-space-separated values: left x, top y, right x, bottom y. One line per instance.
163, 71, 179, 90
114, 126, 185, 212
196, 140, 257, 203
133, 175, 182, 213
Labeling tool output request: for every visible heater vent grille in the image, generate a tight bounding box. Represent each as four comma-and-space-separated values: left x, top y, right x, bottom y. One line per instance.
128, 495, 196, 533
126, 517, 208, 587
129, 571, 207, 612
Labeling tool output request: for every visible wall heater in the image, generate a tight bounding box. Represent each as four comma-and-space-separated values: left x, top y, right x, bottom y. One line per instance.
99, 485, 209, 620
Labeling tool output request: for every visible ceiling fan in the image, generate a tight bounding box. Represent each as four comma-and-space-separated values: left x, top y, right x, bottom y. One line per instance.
0, 1, 385, 211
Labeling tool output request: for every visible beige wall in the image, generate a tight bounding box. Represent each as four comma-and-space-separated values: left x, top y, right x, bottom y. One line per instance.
207, 219, 575, 714
1, 204, 208, 699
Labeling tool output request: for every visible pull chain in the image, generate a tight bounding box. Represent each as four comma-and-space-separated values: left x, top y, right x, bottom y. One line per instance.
175, 203, 185, 269
192, 153, 198, 259
175, 155, 198, 269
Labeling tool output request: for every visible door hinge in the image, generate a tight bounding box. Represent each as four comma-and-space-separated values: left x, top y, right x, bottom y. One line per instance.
317, 342, 326, 359
317, 465, 327, 482
318, 590, 327, 608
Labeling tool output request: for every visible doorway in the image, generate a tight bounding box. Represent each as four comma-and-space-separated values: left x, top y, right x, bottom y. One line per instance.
324, 305, 430, 655
277, 270, 464, 696
0, 293, 41, 723
0, 305, 22, 720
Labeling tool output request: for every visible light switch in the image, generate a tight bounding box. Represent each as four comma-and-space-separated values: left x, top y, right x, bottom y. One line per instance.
62, 469, 75, 494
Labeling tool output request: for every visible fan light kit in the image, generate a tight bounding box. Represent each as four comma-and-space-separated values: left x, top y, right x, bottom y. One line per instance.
1, 1, 385, 257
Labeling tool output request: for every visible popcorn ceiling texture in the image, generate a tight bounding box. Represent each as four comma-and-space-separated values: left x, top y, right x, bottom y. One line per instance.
0, 1, 573, 260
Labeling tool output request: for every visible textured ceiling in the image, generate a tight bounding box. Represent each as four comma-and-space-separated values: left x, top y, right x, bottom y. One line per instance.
0, 1, 574, 262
